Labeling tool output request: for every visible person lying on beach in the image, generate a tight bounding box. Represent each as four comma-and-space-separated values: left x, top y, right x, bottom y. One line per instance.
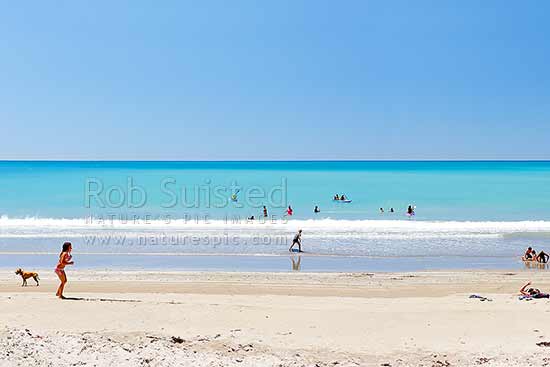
289, 229, 303, 252
537, 250, 549, 264
520, 282, 550, 299
55, 242, 74, 299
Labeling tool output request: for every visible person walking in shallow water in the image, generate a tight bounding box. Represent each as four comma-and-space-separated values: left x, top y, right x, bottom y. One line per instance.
289, 229, 303, 252
55, 242, 74, 299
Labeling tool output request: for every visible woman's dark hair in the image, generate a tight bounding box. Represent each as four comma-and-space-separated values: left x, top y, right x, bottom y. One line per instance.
62, 242, 72, 252
528, 288, 539, 295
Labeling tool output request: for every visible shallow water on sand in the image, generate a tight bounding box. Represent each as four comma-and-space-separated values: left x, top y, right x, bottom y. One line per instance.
0, 253, 543, 273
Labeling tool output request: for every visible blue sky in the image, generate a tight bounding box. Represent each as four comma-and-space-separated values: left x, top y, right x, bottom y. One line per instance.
0, 1, 549, 160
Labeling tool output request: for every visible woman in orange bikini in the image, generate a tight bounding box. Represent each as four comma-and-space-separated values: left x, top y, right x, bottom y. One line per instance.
55, 242, 74, 299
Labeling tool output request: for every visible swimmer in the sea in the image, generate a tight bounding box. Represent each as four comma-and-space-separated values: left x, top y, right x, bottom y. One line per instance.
314, 206, 320, 213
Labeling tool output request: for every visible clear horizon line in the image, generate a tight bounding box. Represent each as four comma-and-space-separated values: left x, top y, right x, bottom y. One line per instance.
0, 158, 549, 162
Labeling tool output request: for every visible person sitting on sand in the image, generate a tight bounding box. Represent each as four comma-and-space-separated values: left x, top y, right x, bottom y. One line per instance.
523, 247, 534, 261
537, 250, 549, 264
289, 229, 303, 252
55, 241, 74, 299
520, 281, 550, 298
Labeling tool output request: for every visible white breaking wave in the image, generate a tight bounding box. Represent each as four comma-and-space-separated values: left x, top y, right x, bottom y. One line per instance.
0, 216, 549, 239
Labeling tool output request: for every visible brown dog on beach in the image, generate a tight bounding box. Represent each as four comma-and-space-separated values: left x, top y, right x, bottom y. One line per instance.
15, 268, 40, 286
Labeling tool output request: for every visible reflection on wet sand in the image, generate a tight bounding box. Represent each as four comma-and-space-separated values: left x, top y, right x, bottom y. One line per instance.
524, 261, 549, 270
291, 255, 301, 271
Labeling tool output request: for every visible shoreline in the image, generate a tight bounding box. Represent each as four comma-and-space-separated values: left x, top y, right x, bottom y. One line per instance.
0, 252, 543, 273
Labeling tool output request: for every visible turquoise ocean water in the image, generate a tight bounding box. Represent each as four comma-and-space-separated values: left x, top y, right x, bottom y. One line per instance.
1, 161, 549, 271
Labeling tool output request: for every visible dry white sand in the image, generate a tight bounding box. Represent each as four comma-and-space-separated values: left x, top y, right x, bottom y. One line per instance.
1, 270, 550, 366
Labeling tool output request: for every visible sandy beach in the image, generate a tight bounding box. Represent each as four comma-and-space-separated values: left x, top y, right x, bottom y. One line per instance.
1, 269, 550, 366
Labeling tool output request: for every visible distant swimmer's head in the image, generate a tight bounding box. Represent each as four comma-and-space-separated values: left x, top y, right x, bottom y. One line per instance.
298, 229, 302, 233
62, 241, 72, 252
